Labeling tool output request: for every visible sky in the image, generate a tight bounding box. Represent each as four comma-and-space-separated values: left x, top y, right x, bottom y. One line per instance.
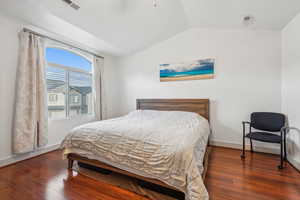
160, 58, 214, 72
46, 47, 92, 72
46, 48, 92, 87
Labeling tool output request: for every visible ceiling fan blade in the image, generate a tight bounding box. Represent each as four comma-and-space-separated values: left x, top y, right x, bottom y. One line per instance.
61, 0, 80, 10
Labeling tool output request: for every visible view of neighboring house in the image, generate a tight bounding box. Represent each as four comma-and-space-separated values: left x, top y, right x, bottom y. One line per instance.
47, 79, 92, 119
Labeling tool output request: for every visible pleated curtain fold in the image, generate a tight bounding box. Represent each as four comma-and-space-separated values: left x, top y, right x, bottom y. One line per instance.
93, 56, 105, 120
13, 31, 48, 154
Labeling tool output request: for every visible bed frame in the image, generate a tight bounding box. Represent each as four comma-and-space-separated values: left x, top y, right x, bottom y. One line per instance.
68, 99, 211, 191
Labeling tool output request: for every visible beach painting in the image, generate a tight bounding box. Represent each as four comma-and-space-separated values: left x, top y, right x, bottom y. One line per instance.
160, 58, 215, 82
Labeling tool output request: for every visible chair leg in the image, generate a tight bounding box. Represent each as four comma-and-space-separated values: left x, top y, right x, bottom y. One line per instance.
241, 136, 245, 159
68, 159, 74, 169
278, 141, 284, 169
284, 134, 287, 161
250, 138, 253, 153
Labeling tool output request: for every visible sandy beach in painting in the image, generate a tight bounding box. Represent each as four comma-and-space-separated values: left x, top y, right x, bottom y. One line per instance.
160, 74, 214, 82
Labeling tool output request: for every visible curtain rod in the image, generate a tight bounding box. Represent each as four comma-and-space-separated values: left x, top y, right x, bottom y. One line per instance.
23, 28, 104, 59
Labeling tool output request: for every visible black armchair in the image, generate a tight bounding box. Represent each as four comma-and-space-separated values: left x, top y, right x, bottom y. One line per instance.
241, 112, 287, 169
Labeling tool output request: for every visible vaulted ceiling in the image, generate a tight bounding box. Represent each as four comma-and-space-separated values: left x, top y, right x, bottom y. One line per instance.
1, 0, 300, 55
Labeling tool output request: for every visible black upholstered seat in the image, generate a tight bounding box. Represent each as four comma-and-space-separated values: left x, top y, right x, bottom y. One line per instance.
245, 132, 281, 143
241, 112, 287, 169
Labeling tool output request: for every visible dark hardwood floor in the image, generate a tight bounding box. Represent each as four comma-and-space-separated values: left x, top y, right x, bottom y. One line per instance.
0, 147, 299, 200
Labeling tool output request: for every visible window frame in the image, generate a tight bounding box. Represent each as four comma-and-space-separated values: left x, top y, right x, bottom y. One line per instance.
45, 46, 94, 120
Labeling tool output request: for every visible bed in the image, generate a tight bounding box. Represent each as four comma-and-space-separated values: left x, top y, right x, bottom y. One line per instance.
61, 99, 211, 200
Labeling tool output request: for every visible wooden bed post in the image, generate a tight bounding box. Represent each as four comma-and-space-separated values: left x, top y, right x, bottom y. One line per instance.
68, 157, 74, 169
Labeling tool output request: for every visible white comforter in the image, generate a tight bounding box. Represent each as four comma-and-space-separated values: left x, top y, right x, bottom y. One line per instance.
61, 110, 210, 200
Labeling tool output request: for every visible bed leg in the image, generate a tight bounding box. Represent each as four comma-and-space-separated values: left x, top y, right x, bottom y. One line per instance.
68, 159, 74, 169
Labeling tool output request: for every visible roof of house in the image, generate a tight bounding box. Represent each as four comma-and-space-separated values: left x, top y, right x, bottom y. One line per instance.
47, 79, 91, 95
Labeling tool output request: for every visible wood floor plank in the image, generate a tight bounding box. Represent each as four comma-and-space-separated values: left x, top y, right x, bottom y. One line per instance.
205, 147, 300, 200
0, 147, 299, 200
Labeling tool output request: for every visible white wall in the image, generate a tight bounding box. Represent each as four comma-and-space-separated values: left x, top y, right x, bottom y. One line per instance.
0, 12, 119, 166
115, 28, 282, 152
103, 55, 122, 119
282, 13, 300, 170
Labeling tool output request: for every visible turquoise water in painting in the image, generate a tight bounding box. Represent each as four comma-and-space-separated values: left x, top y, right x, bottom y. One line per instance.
160, 69, 213, 78
160, 60, 214, 78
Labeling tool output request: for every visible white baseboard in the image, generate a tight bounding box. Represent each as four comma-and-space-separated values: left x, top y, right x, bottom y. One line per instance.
210, 140, 280, 155
0, 143, 60, 168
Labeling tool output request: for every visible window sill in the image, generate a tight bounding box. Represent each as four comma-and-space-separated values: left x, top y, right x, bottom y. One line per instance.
49, 114, 96, 123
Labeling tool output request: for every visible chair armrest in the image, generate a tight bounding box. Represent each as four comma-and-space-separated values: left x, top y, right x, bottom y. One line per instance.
242, 121, 251, 125
242, 121, 251, 137
280, 126, 299, 137
280, 126, 291, 140
281, 126, 289, 133
281, 126, 298, 132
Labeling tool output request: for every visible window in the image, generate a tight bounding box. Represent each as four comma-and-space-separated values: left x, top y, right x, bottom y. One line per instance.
48, 94, 58, 102
46, 47, 93, 119
71, 95, 80, 104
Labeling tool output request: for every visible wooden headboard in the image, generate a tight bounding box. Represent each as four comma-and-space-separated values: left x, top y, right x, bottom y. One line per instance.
136, 99, 209, 121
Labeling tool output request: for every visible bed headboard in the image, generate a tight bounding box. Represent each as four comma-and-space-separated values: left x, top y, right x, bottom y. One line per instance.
136, 99, 209, 121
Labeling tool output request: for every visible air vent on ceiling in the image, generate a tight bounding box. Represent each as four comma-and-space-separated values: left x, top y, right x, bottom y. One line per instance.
243, 15, 255, 27
62, 0, 80, 10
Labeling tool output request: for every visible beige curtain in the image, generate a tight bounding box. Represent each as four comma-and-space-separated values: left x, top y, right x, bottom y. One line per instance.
93, 56, 105, 120
13, 31, 48, 154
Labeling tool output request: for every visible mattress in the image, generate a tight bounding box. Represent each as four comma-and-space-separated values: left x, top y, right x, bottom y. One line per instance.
61, 110, 210, 200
